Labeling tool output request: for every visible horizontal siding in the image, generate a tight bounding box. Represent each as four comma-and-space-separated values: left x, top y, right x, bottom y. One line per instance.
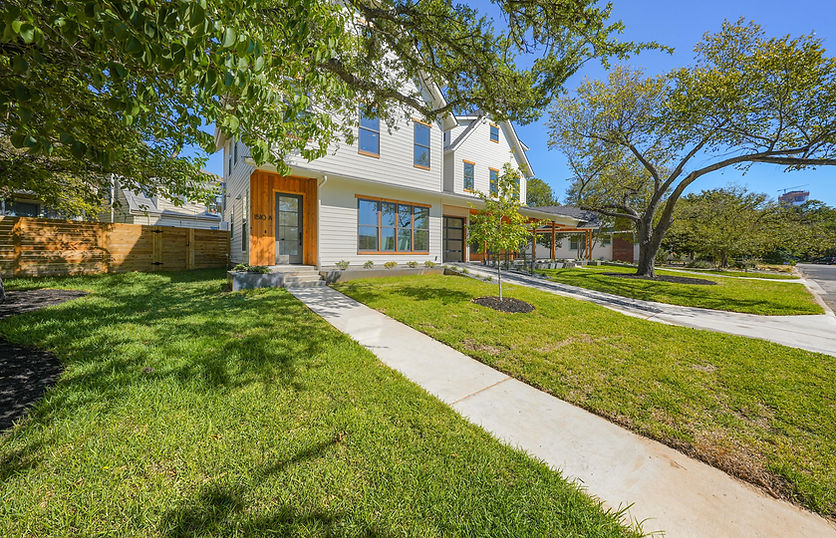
223, 142, 254, 265
318, 178, 443, 268
286, 113, 444, 193
445, 119, 527, 203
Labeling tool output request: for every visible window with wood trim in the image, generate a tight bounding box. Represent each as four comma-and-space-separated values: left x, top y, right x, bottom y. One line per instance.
358, 108, 380, 156
489, 124, 499, 143
413, 121, 431, 169
357, 197, 430, 253
489, 168, 499, 195
463, 161, 474, 191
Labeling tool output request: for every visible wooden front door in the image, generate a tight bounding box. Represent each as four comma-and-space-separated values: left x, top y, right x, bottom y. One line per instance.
275, 193, 303, 264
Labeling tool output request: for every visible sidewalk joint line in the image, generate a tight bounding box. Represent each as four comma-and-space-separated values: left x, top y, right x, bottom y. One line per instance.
451, 376, 512, 405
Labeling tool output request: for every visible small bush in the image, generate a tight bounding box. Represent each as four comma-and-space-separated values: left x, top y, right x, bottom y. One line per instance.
363, 260, 375, 269
406, 261, 419, 268
424, 260, 437, 268
335, 260, 350, 270
686, 259, 713, 269
232, 263, 270, 274
384, 261, 398, 270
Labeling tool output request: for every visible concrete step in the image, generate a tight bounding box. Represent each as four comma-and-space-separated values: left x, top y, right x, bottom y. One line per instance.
282, 274, 323, 284
284, 279, 326, 289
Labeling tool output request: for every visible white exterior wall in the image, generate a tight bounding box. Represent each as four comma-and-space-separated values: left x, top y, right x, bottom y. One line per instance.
286, 113, 444, 193
531, 236, 614, 260
317, 177, 443, 268
444, 119, 527, 204
223, 139, 255, 264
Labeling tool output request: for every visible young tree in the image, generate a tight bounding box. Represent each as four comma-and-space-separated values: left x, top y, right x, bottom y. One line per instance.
468, 164, 532, 300
525, 177, 555, 207
549, 19, 836, 276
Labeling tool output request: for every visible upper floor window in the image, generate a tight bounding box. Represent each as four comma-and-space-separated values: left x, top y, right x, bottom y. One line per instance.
489, 168, 499, 195
413, 120, 431, 169
463, 161, 475, 191
358, 109, 380, 157
227, 140, 233, 174
489, 123, 499, 143
233, 139, 238, 164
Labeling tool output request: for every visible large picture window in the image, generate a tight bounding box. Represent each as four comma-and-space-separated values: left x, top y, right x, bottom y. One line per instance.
413, 121, 431, 169
358, 109, 380, 157
463, 161, 474, 191
489, 168, 499, 195
357, 197, 430, 253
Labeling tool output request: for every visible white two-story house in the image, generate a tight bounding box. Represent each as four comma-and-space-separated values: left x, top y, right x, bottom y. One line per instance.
217, 79, 584, 269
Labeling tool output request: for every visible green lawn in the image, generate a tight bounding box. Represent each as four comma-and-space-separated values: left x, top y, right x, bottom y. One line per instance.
0, 270, 635, 537
336, 274, 836, 519
536, 265, 820, 315
658, 267, 800, 280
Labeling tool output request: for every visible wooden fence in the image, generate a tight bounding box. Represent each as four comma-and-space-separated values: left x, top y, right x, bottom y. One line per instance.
0, 217, 229, 277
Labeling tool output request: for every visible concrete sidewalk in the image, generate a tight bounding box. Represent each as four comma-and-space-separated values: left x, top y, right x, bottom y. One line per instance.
290, 286, 836, 538
455, 263, 836, 357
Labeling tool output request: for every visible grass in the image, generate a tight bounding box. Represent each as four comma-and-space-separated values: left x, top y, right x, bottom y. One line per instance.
335, 274, 836, 519
659, 267, 800, 280
0, 270, 636, 537
535, 265, 821, 315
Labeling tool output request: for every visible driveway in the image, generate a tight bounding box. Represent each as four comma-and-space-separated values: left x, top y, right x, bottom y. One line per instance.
454, 263, 836, 357
798, 263, 836, 313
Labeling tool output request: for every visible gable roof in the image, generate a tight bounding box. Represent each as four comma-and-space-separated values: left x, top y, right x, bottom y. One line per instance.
444, 114, 534, 178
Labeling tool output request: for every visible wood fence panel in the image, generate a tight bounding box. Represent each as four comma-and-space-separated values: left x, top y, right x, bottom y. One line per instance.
0, 217, 229, 277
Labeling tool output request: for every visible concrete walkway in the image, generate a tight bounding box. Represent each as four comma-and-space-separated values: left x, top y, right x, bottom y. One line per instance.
290, 286, 836, 538
455, 263, 836, 357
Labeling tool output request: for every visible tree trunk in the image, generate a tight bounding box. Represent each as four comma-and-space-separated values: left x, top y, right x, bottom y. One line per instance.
0, 276, 4, 304
497, 265, 503, 300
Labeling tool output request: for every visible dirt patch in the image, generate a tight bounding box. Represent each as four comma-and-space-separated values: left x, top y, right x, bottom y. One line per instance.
461, 338, 509, 355
0, 288, 86, 430
602, 272, 717, 285
472, 296, 535, 313
0, 289, 88, 319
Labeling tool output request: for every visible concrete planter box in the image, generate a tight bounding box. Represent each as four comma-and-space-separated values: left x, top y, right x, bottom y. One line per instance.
321, 267, 444, 283
227, 271, 284, 291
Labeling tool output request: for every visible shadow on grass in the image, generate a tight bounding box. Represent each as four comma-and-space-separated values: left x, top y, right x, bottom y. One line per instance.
540, 269, 801, 314
161, 438, 391, 537
0, 269, 337, 478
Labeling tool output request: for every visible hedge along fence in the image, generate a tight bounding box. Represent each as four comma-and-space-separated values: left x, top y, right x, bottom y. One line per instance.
0, 217, 229, 277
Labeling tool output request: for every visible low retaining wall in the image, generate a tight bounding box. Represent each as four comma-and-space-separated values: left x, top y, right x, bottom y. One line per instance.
320, 267, 443, 284
227, 271, 284, 291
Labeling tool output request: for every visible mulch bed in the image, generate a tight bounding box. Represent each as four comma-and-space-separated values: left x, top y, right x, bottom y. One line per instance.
601, 273, 717, 286
0, 288, 87, 431
472, 296, 535, 313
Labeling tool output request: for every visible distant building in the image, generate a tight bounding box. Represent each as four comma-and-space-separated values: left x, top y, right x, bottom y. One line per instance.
778, 190, 810, 206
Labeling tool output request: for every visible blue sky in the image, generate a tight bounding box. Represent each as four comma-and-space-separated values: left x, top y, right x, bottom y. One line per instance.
197, 0, 835, 204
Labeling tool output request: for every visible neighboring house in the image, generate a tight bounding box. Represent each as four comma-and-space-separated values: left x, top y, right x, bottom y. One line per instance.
110, 178, 225, 230
218, 92, 587, 268
1, 175, 226, 231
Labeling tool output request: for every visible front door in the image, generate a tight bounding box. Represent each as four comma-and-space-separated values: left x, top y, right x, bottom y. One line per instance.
275, 193, 303, 264
443, 216, 465, 262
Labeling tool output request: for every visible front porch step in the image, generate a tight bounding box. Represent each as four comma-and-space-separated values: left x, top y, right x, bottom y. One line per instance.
284, 279, 326, 289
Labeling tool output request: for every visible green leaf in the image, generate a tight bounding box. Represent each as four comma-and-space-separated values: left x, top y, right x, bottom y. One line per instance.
19, 23, 35, 43
12, 55, 28, 74
222, 27, 236, 48
227, 115, 239, 131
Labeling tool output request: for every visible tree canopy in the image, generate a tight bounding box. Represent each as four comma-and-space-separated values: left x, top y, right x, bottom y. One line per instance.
1, 0, 648, 215
525, 177, 556, 207
549, 19, 836, 276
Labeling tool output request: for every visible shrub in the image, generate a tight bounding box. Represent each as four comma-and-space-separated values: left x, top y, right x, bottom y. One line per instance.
384, 261, 398, 270
335, 260, 350, 270
363, 260, 375, 269
686, 259, 713, 269
406, 261, 419, 268
232, 263, 270, 274
424, 260, 437, 268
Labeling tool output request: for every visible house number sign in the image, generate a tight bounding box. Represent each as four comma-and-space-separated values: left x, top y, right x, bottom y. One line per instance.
253, 214, 271, 220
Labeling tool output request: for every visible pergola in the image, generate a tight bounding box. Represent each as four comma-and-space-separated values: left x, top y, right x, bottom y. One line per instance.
529, 220, 594, 261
